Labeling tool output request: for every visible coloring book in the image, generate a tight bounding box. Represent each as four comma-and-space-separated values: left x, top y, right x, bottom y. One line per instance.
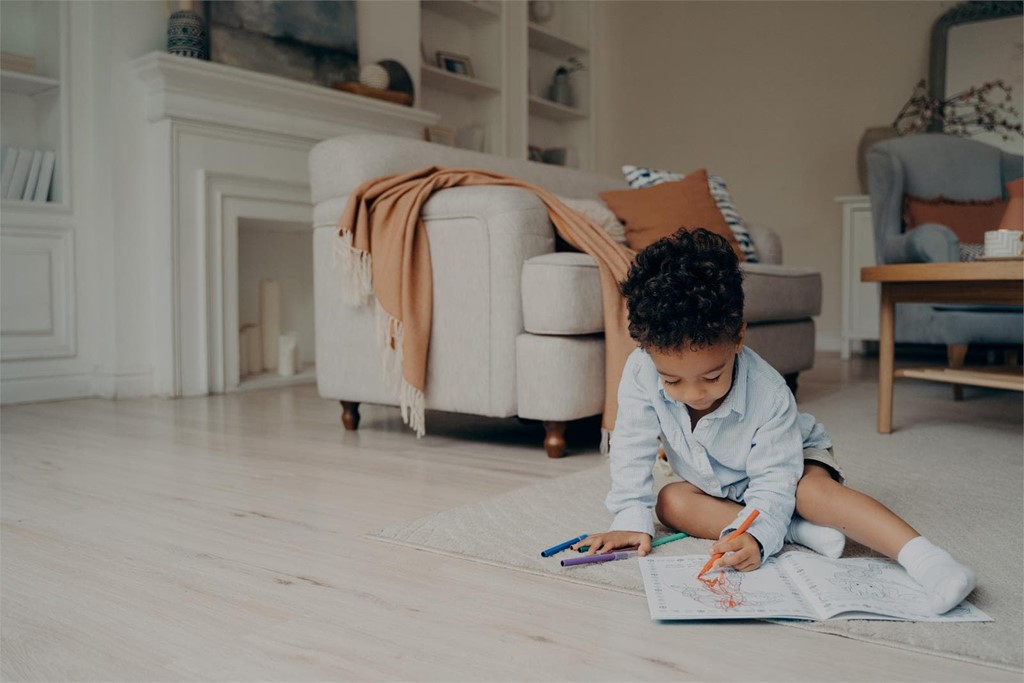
639, 553, 990, 622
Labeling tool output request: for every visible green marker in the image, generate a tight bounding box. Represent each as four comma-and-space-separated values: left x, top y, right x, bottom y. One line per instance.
651, 531, 689, 547
578, 531, 688, 553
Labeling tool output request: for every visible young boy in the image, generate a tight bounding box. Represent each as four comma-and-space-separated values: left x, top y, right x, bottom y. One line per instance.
573, 228, 975, 614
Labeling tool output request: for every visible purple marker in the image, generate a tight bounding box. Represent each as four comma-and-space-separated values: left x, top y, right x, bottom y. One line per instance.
560, 550, 639, 567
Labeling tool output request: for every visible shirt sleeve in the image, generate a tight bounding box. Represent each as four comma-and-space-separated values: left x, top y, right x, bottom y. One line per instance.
605, 351, 662, 538
723, 389, 803, 558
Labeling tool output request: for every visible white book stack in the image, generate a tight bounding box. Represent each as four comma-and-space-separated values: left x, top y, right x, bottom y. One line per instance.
1, 146, 56, 202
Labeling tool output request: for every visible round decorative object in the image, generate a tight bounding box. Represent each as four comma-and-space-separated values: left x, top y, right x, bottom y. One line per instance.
377, 59, 414, 104
166, 10, 207, 60
529, 0, 555, 24
358, 63, 390, 90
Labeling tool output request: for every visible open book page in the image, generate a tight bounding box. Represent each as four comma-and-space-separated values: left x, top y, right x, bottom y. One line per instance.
640, 555, 816, 620
778, 553, 991, 622
641, 554, 991, 622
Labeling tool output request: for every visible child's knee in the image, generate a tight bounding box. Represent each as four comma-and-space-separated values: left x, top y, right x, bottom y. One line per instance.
796, 466, 841, 510
655, 483, 694, 523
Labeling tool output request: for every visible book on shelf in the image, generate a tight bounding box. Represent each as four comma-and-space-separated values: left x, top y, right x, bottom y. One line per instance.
0, 146, 16, 197
21, 150, 43, 201
640, 553, 990, 622
33, 150, 55, 202
6, 148, 33, 199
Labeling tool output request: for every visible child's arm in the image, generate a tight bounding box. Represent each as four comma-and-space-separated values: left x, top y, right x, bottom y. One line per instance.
722, 390, 804, 561
603, 350, 662, 542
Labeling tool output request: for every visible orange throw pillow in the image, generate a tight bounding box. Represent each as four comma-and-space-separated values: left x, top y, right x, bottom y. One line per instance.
902, 194, 1007, 244
599, 169, 743, 259
997, 178, 1023, 230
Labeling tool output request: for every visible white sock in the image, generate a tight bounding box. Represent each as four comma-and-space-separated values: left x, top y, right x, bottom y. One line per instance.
785, 516, 846, 558
898, 536, 976, 614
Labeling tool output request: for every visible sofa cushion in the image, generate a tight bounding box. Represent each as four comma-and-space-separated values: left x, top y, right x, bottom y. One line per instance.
622, 165, 759, 262
741, 263, 822, 322
521, 252, 603, 335
599, 170, 743, 258
903, 193, 1006, 244
521, 254, 821, 336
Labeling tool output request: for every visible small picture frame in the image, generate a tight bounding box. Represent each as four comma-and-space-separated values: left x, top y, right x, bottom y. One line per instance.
436, 51, 474, 78
425, 124, 456, 146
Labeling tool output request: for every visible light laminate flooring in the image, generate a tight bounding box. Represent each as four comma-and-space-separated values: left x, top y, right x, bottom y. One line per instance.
2, 353, 1019, 682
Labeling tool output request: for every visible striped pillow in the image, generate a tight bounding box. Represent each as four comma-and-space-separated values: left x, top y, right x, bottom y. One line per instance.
622, 165, 759, 262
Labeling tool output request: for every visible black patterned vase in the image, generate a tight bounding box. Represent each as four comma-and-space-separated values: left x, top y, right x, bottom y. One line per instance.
167, 10, 207, 60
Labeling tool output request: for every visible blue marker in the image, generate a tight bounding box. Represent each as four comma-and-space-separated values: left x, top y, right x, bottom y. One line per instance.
541, 534, 588, 557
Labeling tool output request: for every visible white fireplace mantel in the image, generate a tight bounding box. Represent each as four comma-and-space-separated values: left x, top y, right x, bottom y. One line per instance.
131, 52, 438, 141
131, 52, 437, 398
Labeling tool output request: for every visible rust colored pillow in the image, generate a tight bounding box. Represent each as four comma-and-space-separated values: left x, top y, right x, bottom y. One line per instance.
902, 194, 1007, 244
997, 178, 1023, 230
599, 169, 744, 259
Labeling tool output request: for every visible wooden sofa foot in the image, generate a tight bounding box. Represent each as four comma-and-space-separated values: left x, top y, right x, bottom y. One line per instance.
543, 421, 567, 458
783, 372, 799, 398
340, 401, 360, 430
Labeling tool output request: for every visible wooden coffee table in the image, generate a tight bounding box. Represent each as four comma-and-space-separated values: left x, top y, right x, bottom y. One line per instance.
861, 261, 1024, 433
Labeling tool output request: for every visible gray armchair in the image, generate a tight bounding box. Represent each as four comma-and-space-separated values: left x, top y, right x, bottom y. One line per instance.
866, 133, 1023, 396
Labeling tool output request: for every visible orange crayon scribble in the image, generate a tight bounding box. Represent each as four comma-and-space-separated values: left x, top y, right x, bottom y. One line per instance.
697, 569, 745, 609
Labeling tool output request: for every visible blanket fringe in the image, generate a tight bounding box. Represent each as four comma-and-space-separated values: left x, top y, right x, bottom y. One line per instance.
373, 300, 427, 437
334, 230, 373, 306
600, 428, 611, 456
400, 378, 426, 438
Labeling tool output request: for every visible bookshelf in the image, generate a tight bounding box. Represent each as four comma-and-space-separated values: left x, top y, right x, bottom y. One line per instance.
0, 0, 68, 208
418, 0, 595, 169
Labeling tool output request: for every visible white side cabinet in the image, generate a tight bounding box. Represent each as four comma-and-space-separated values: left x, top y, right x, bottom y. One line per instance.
838, 195, 880, 359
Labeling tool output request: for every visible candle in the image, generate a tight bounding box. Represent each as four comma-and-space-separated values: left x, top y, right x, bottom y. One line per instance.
260, 279, 280, 370
278, 332, 299, 377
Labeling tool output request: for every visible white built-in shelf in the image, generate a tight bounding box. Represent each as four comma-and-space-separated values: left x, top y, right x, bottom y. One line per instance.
421, 64, 500, 98
422, 0, 500, 25
237, 364, 316, 392
528, 23, 588, 57
1, 70, 59, 96
529, 94, 586, 121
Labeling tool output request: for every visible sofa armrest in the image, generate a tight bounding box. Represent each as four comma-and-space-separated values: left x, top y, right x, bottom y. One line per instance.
314, 184, 557, 417
747, 223, 782, 264
879, 223, 959, 264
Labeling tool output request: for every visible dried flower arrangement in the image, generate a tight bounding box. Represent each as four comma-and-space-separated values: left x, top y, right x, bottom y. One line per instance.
554, 56, 586, 77
892, 78, 1023, 140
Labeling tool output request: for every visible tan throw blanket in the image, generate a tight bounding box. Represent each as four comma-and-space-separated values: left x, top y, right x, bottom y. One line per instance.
337, 166, 636, 445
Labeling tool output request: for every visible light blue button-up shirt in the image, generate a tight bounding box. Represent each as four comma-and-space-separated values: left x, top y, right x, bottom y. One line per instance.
606, 346, 831, 558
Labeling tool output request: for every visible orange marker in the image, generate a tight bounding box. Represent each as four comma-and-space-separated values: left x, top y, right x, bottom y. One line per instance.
697, 509, 761, 577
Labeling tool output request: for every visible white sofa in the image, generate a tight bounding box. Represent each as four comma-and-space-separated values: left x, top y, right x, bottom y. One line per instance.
310, 134, 822, 456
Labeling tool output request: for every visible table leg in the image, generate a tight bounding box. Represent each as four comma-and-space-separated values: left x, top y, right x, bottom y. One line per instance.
878, 285, 895, 434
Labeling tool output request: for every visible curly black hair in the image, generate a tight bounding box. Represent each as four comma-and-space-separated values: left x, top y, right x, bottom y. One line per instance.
619, 228, 744, 352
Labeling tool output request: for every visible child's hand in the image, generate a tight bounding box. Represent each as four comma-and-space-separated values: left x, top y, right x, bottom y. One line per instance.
708, 533, 762, 572
571, 531, 652, 556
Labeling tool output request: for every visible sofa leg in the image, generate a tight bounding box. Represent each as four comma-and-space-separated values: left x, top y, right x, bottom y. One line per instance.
340, 401, 361, 430
543, 421, 567, 458
947, 344, 967, 401
783, 372, 799, 398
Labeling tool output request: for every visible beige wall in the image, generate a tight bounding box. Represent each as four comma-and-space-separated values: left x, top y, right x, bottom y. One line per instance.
595, 0, 948, 347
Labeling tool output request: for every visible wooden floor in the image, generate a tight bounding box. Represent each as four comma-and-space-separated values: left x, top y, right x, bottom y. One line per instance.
1, 353, 1018, 682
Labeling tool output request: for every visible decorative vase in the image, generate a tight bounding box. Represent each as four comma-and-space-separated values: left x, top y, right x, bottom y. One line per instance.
549, 71, 573, 107
166, 10, 207, 60
856, 126, 899, 194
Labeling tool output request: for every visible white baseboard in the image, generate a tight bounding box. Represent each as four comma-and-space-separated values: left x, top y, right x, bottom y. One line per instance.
1, 370, 153, 404
1, 373, 97, 404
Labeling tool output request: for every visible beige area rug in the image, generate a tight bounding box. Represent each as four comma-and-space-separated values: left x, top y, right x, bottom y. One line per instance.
369, 377, 1023, 671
